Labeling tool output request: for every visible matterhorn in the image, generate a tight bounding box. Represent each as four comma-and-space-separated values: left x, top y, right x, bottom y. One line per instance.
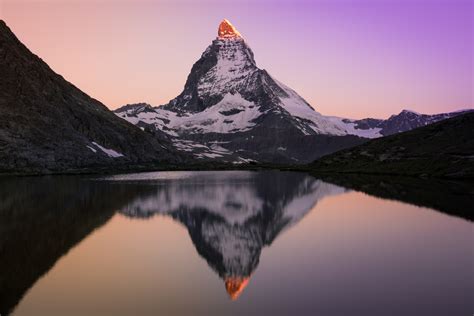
115, 20, 370, 163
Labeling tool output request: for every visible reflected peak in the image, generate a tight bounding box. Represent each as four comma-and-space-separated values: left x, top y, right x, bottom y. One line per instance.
225, 276, 250, 300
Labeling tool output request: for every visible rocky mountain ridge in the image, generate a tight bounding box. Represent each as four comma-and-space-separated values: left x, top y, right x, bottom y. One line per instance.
0, 20, 186, 174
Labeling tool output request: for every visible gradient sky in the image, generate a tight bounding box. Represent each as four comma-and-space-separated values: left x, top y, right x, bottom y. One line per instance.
1, 0, 472, 118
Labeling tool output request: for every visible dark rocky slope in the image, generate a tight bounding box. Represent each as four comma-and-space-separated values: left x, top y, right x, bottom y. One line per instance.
0, 20, 184, 174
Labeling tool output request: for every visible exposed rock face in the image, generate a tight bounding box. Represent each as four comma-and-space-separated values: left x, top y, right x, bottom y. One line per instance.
0, 20, 184, 174
115, 19, 366, 164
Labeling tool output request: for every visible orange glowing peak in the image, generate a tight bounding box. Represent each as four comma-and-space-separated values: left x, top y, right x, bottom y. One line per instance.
218, 19, 242, 39
224, 276, 250, 300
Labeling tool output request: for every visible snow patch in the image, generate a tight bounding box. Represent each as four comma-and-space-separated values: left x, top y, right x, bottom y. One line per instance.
91, 142, 124, 158
326, 117, 383, 139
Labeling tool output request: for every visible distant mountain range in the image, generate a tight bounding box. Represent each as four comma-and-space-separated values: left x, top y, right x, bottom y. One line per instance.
310, 112, 474, 179
339, 109, 473, 137
115, 19, 472, 164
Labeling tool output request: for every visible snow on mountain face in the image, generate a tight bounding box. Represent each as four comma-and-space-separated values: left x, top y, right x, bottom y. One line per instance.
327, 117, 383, 139
267, 75, 348, 135
173, 92, 262, 133
117, 19, 347, 137
195, 39, 257, 102
117, 93, 262, 134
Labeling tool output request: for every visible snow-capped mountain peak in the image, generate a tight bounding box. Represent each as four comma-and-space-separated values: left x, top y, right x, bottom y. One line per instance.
114, 19, 370, 163
114, 20, 471, 164
155, 19, 347, 137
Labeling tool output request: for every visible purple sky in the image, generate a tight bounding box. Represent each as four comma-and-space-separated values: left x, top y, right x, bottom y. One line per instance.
1, 0, 472, 118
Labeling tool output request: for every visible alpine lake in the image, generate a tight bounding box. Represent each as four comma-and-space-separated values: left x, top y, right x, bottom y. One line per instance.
1, 171, 472, 316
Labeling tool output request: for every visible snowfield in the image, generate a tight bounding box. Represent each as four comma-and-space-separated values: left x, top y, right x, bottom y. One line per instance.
117, 92, 264, 134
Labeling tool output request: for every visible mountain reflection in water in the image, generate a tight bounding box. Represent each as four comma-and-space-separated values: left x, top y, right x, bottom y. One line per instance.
115, 171, 346, 299
0, 171, 471, 316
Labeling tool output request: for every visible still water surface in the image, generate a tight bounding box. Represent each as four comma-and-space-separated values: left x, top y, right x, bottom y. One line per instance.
0, 171, 472, 316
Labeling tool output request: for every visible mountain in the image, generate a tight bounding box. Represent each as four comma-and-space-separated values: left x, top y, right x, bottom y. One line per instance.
115, 19, 366, 164
335, 109, 473, 138
310, 112, 474, 179
0, 20, 185, 175
115, 19, 471, 164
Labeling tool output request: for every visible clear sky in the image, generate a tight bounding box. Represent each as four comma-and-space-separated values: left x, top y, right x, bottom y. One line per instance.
1, 0, 472, 118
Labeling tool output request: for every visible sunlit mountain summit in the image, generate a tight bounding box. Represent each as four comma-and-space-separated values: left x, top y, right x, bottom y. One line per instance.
218, 19, 242, 39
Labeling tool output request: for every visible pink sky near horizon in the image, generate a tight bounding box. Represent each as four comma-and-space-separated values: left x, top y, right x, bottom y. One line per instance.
1, 0, 472, 119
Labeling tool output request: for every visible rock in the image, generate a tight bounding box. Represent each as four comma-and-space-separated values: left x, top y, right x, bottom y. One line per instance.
0, 20, 187, 174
